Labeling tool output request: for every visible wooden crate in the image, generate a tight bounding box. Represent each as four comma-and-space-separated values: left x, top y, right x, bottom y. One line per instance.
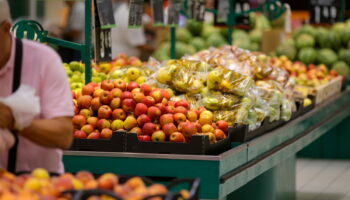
295, 76, 343, 105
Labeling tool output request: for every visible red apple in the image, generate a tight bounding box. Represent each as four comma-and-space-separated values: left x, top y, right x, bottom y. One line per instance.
111, 88, 122, 98
87, 117, 98, 128
99, 91, 113, 105
81, 124, 94, 135
159, 114, 174, 126
182, 122, 197, 138
101, 80, 114, 91
187, 110, 198, 122
112, 109, 126, 120
87, 131, 101, 139
138, 135, 151, 141
91, 97, 102, 112
161, 98, 168, 105
132, 92, 145, 103
161, 90, 171, 100
162, 123, 177, 137
156, 103, 167, 115
131, 88, 141, 94
93, 88, 104, 98
150, 89, 163, 103
178, 122, 186, 132
174, 106, 188, 115
111, 119, 124, 131
142, 123, 157, 136
74, 130, 87, 139
96, 119, 111, 130
147, 106, 162, 121
101, 128, 113, 139
121, 91, 133, 100
122, 99, 136, 113
110, 98, 121, 110
174, 113, 186, 124
151, 131, 166, 142
169, 132, 186, 142
74, 106, 79, 115
98, 105, 112, 119
140, 84, 152, 95
127, 82, 140, 92
214, 129, 226, 141
216, 120, 229, 133
130, 127, 142, 135
72, 115, 86, 128
98, 173, 118, 190
197, 106, 206, 115
168, 101, 176, 107
77, 95, 92, 109
175, 100, 189, 108
141, 96, 156, 107
165, 105, 175, 114
82, 85, 94, 96
80, 109, 92, 119
124, 116, 137, 130
113, 79, 127, 91
137, 114, 151, 127
135, 103, 148, 116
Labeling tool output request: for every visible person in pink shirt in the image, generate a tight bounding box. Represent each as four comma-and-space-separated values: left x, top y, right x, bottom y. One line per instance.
0, 0, 74, 174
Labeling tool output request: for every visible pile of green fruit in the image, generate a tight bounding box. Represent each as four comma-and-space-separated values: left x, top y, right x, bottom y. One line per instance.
275, 19, 350, 76
153, 13, 271, 60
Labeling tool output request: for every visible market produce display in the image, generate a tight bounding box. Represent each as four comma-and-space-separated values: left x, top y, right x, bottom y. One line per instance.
0, 168, 191, 200
64, 54, 150, 91
152, 46, 295, 131
72, 80, 230, 143
153, 13, 270, 60
275, 20, 350, 75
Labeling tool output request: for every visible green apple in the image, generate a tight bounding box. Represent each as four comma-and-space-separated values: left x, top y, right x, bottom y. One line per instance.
66, 68, 73, 77
91, 76, 102, 83
69, 61, 81, 72
109, 69, 124, 80
70, 74, 83, 83
98, 73, 107, 81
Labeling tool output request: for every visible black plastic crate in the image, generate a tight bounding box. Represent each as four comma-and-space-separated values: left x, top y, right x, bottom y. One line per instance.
69, 131, 126, 152
64, 177, 200, 200
124, 127, 235, 155
291, 95, 316, 120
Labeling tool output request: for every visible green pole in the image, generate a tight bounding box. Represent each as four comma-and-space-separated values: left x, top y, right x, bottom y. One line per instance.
170, 27, 176, 59
340, 0, 346, 22
83, 0, 92, 84
227, 0, 235, 45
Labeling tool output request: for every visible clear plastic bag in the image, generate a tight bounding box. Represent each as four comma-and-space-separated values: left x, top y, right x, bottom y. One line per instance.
0, 85, 40, 152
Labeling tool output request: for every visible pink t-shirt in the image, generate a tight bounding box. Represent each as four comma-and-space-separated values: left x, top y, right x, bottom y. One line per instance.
0, 35, 74, 173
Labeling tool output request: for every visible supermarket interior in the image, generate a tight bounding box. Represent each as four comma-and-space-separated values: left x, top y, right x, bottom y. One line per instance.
1, 0, 350, 199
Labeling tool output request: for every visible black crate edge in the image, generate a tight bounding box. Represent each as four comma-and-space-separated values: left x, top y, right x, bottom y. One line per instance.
69, 131, 126, 152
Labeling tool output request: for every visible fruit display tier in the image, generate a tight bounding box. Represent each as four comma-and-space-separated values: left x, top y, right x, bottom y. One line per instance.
63, 89, 350, 200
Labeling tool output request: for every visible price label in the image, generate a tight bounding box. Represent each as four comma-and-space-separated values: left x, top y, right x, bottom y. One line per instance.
94, 0, 113, 62
129, 0, 145, 28
235, 0, 250, 25
95, 0, 116, 29
168, 0, 183, 26
310, 0, 339, 24
188, 0, 206, 21
151, 0, 165, 25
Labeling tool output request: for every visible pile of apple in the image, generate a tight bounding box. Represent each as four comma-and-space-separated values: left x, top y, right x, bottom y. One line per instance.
271, 56, 339, 87
0, 168, 188, 200
73, 79, 230, 143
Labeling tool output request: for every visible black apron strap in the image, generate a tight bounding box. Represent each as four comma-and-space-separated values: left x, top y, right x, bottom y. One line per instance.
7, 38, 23, 173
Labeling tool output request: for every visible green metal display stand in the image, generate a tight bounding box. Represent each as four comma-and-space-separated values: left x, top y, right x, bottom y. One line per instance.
63, 89, 350, 200
11, 0, 92, 83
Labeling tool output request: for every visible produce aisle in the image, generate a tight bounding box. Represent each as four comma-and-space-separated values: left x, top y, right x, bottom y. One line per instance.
63, 89, 350, 200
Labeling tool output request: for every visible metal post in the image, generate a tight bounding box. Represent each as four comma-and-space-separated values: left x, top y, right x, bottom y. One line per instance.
170, 27, 176, 59
83, 0, 92, 84
340, 0, 346, 22
227, 0, 235, 45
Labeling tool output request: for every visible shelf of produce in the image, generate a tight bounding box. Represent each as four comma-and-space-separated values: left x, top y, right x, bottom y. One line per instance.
63, 89, 350, 199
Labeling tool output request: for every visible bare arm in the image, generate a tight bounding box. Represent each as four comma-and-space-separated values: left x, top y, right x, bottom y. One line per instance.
19, 117, 73, 150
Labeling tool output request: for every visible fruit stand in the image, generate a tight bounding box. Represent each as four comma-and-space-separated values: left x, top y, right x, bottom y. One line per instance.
63, 88, 350, 200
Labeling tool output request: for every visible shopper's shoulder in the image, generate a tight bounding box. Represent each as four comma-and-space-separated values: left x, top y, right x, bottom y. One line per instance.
23, 39, 60, 60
